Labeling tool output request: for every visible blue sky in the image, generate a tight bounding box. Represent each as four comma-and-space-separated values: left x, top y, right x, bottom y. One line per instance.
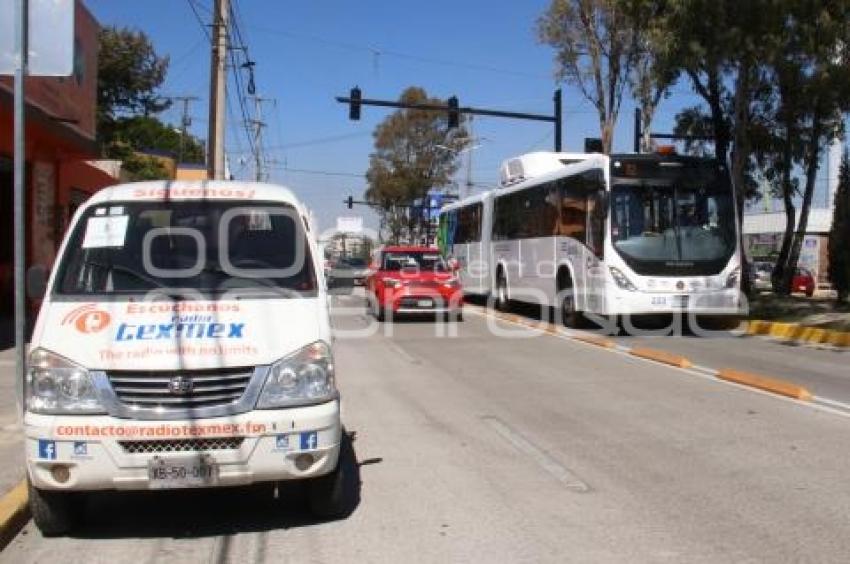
84, 0, 733, 232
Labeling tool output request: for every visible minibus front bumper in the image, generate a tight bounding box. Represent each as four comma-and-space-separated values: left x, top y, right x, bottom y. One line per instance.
24, 400, 341, 491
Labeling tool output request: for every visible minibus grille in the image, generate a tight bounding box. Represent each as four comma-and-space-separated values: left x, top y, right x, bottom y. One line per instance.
106, 367, 253, 410
119, 437, 245, 454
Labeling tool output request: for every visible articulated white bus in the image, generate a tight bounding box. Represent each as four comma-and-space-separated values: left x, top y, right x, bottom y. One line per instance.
438, 151, 743, 327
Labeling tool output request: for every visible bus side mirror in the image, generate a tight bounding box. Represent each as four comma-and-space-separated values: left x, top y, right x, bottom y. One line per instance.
27, 265, 48, 299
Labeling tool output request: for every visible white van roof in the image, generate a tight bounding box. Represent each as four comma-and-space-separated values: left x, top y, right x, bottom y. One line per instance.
83, 181, 305, 210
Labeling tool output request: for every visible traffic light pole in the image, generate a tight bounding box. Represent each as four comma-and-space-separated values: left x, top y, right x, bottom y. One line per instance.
337, 88, 563, 151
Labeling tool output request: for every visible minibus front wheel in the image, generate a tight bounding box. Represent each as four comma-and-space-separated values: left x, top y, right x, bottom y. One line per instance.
28, 479, 81, 536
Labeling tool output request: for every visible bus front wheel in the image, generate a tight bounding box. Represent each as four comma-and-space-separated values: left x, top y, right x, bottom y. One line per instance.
495, 271, 510, 312
558, 276, 584, 328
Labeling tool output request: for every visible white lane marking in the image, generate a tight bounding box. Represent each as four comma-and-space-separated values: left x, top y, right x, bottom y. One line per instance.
813, 396, 850, 412
384, 340, 422, 365
466, 305, 850, 421
481, 415, 590, 493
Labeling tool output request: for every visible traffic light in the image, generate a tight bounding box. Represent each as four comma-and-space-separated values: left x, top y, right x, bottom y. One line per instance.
447, 96, 459, 129
346, 196, 353, 209
349, 87, 361, 120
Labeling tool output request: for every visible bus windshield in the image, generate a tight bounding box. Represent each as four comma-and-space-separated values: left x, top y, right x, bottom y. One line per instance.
611, 173, 736, 274
56, 201, 317, 298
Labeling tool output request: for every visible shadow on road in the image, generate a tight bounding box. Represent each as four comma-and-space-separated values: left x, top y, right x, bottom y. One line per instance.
68, 431, 365, 540
462, 295, 742, 339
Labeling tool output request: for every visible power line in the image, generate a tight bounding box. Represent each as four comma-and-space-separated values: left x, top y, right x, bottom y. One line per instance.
186, 0, 211, 40
267, 166, 365, 179
247, 23, 553, 81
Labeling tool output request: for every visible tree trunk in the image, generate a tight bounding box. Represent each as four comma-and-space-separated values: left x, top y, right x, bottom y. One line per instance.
773, 181, 796, 294
782, 120, 823, 294
730, 61, 752, 223
730, 62, 754, 294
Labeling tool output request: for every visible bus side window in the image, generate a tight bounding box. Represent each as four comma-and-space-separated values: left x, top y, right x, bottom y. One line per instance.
558, 177, 587, 242
585, 169, 605, 259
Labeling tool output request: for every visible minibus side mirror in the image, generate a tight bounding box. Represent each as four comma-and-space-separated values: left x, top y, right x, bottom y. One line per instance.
26, 265, 49, 299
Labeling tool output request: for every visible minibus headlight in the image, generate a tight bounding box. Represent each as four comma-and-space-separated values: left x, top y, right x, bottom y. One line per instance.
257, 341, 336, 408
26, 349, 105, 414
609, 267, 638, 291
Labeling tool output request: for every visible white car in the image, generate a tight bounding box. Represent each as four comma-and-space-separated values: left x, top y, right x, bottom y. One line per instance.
24, 181, 350, 535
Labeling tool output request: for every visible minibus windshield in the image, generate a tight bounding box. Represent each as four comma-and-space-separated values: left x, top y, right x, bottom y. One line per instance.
55, 201, 317, 298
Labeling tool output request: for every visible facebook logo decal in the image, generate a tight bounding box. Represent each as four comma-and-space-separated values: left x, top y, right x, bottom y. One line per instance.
38, 440, 56, 460
300, 431, 318, 450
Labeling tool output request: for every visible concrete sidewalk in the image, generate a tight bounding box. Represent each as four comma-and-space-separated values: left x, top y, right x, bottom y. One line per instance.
0, 347, 24, 498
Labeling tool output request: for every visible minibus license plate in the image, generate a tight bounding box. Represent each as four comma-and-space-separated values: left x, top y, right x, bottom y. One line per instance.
148, 455, 218, 489
672, 295, 689, 308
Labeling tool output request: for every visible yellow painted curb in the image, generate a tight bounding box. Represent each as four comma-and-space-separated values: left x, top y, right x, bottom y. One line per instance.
744, 320, 850, 347
630, 347, 692, 369
717, 368, 813, 401
0, 480, 29, 548
572, 334, 616, 349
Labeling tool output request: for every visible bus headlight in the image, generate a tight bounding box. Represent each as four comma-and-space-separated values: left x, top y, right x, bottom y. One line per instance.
725, 267, 741, 289
26, 349, 105, 414
257, 341, 337, 408
609, 267, 638, 291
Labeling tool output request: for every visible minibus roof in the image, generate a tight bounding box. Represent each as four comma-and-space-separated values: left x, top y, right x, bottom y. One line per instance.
82, 181, 305, 210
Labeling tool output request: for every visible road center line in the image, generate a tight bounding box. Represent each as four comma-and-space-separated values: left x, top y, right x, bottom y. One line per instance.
481, 415, 590, 493
384, 340, 422, 365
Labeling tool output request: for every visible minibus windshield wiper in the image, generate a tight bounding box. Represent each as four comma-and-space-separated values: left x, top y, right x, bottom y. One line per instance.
83, 260, 166, 289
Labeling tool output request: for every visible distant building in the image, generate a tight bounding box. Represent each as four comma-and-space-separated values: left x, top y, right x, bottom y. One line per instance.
175, 163, 208, 181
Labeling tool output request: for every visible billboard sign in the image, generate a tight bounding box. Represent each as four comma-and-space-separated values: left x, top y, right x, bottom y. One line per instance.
336, 216, 363, 234
0, 0, 75, 76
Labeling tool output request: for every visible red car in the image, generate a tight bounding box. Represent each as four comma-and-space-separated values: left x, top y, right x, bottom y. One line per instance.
366, 246, 463, 321
792, 267, 816, 297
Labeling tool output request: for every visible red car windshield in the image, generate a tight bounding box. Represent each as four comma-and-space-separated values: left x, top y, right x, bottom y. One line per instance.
382, 251, 447, 272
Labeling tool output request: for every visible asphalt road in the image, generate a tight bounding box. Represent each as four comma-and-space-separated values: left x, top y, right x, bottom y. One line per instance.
473, 297, 850, 406
5, 292, 850, 562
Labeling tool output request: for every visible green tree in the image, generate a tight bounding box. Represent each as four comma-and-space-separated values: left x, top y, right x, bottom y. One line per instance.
365, 87, 468, 243
623, 0, 676, 152
97, 26, 171, 125
120, 153, 171, 181
829, 151, 850, 302
759, 2, 850, 294
101, 116, 205, 164
537, 0, 638, 153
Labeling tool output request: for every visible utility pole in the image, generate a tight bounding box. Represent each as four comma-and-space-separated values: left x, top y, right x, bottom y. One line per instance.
207, 0, 229, 180
13, 0, 27, 417
248, 96, 275, 182
171, 95, 199, 164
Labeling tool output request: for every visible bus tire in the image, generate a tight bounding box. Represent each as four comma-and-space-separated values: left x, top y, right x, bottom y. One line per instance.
28, 479, 78, 536
558, 270, 584, 328
495, 270, 510, 312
